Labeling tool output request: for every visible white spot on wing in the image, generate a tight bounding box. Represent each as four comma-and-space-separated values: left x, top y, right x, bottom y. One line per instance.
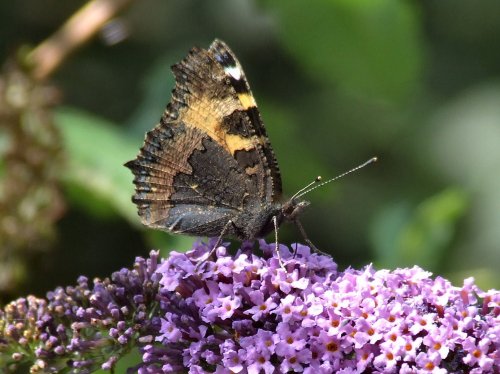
224, 65, 242, 80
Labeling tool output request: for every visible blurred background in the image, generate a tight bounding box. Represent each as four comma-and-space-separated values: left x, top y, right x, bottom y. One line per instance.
1, 0, 499, 304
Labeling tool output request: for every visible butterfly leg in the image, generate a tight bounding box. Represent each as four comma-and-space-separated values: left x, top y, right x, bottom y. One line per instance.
272, 216, 285, 268
293, 219, 330, 257
195, 219, 234, 271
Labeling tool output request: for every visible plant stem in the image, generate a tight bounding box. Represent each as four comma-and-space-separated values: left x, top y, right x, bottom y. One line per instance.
28, 0, 133, 80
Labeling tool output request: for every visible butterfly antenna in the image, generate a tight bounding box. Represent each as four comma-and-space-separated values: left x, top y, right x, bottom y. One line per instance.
290, 176, 323, 201
294, 157, 378, 200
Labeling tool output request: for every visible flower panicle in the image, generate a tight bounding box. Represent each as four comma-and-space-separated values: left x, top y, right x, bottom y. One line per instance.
1, 242, 499, 373
0, 251, 162, 373
145, 240, 499, 374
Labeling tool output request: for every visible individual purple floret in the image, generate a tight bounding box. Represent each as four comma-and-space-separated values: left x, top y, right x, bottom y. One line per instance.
141, 240, 499, 373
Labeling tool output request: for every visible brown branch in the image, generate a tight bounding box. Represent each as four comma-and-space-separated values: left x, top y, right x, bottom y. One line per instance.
28, 0, 133, 80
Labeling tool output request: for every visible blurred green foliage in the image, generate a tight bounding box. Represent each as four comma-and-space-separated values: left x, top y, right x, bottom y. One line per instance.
55, 108, 138, 222
267, 0, 421, 102
371, 188, 468, 269
1, 0, 499, 301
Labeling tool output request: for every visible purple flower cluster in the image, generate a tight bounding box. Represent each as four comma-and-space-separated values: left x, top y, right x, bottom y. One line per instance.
143, 240, 499, 373
0, 252, 162, 373
1, 241, 498, 373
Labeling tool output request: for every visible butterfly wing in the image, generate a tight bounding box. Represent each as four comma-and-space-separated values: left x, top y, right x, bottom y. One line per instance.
126, 39, 282, 238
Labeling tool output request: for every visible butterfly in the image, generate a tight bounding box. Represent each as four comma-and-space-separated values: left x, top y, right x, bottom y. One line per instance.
125, 39, 375, 257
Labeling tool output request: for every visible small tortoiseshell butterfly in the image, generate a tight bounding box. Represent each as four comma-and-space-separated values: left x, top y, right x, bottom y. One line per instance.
126, 39, 375, 256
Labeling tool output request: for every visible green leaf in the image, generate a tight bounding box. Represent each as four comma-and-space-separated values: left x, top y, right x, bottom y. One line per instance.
372, 188, 469, 269
266, 0, 422, 102
54, 107, 139, 223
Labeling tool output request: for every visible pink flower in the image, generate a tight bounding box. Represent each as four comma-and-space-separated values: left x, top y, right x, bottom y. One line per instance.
463, 337, 495, 370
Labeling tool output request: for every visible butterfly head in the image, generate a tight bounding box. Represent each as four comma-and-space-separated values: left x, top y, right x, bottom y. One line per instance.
281, 198, 310, 222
